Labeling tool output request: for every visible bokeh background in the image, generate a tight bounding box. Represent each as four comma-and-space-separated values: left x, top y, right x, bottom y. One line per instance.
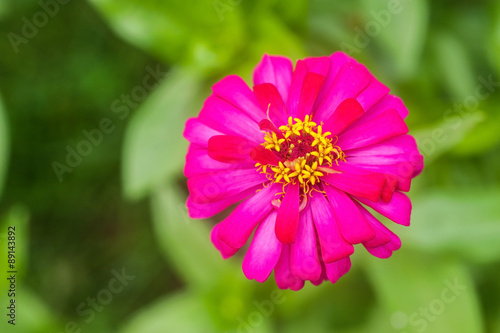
1, 0, 500, 332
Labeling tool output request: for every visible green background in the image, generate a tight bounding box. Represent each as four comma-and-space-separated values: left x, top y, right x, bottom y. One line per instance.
1, 0, 499, 332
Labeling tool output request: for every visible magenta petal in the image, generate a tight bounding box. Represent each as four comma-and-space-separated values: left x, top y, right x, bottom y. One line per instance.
356, 75, 390, 111
242, 211, 282, 283
186, 185, 258, 219
314, 62, 371, 121
356, 203, 391, 248
303, 56, 330, 76
322, 163, 386, 202
322, 98, 364, 136
324, 185, 376, 244
274, 244, 305, 291
199, 95, 263, 143
286, 60, 308, 118
208, 135, 255, 164
188, 168, 267, 204
275, 182, 300, 244
355, 191, 412, 226
218, 183, 280, 249
250, 146, 281, 166
253, 54, 293, 103
183, 118, 223, 147
325, 257, 351, 284
296, 72, 326, 119
211, 224, 239, 259
356, 203, 401, 258
314, 52, 352, 108
366, 94, 409, 120
184, 145, 238, 178
290, 209, 322, 281
345, 160, 415, 192
337, 109, 409, 150
259, 119, 283, 138
253, 83, 288, 126
310, 190, 354, 263
212, 74, 265, 122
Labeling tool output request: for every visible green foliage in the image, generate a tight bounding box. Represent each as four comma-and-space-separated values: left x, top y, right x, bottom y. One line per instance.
406, 190, 500, 263
122, 68, 200, 200
0, 95, 8, 200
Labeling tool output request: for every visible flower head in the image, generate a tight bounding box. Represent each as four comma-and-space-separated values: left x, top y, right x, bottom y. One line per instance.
184, 52, 423, 290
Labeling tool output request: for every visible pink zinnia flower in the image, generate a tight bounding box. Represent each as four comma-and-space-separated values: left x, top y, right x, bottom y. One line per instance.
183, 52, 423, 290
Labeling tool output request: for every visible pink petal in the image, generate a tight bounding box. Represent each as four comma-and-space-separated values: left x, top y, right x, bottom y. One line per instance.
212, 74, 265, 122
313, 62, 371, 121
242, 211, 282, 283
250, 146, 281, 166
310, 190, 354, 263
218, 183, 281, 249
322, 98, 364, 136
303, 56, 330, 76
207, 135, 255, 164
275, 182, 300, 244
286, 60, 308, 118
356, 203, 391, 248
274, 245, 305, 291
347, 162, 414, 192
325, 257, 351, 284
296, 72, 326, 119
355, 191, 412, 226
253, 54, 293, 103
259, 119, 283, 137
322, 162, 386, 203
314, 52, 352, 108
211, 224, 239, 259
324, 185, 376, 244
290, 209, 322, 281
183, 118, 222, 147
365, 94, 409, 120
186, 185, 259, 219
356, 203, 401, 258
199, 95, 263, 143
336, 109, 408, 150
188, 168, 267, 204
356, 74, 390, 111
253, 83, 288, 126
346, 135, 424, 177
184, 145, 238, 178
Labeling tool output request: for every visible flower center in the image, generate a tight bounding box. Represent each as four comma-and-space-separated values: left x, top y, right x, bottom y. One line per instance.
256, 115, 345, 194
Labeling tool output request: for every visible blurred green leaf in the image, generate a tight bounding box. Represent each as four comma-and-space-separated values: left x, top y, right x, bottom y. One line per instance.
491, 3, 500, 78
405, 190, 500, 263
362, 0, 428, 80
365, 250, 483, 333
432, 32, 476, 100
118, 291, 217, 333
452, 112, 500, 156
87, 0, 246, 74
122, 68, 200, 200
247, 12, 306, 64
151, 183, 230, 290
413, 111, 484, 164
0, 94, 9, 200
